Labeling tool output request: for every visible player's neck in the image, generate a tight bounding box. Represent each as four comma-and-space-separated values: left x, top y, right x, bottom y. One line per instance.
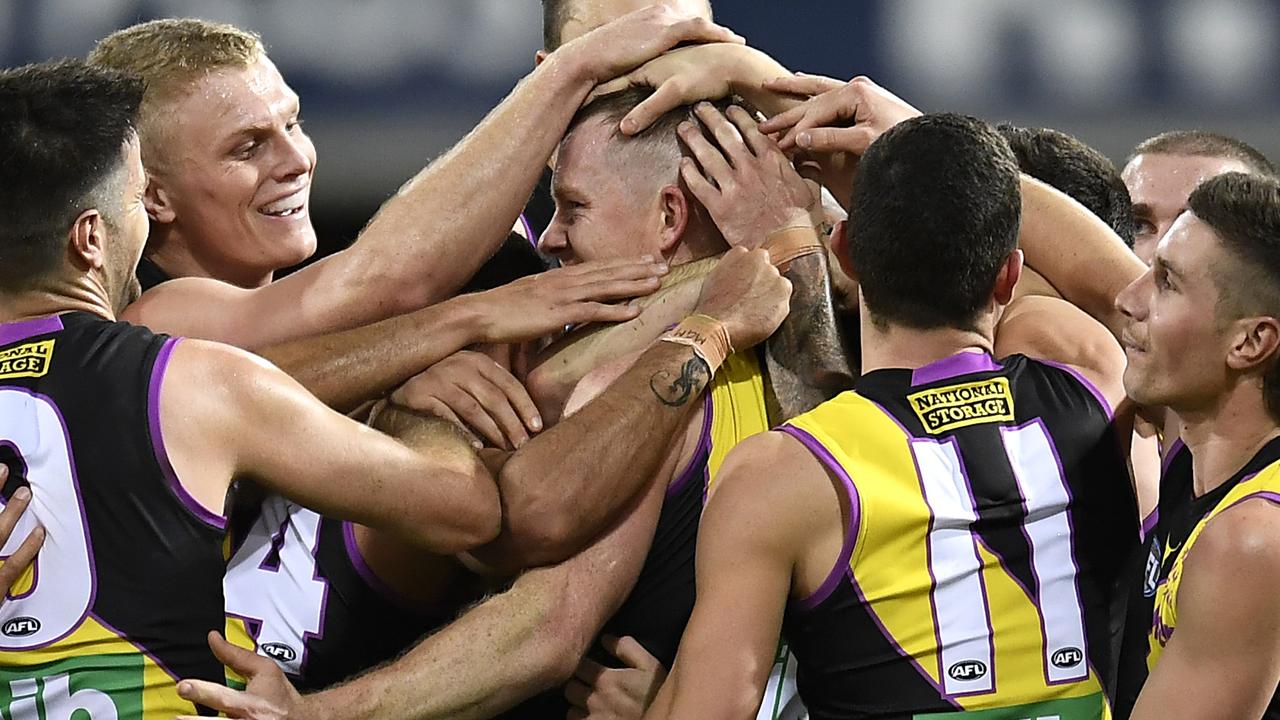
146, 226, 275, 289
1179, 387, 1280, 497
859, 304, 994, 374
0, 286, 115, 325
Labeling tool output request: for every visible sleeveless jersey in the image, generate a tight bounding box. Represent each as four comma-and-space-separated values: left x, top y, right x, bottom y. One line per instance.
781, 352, 1137, 720
507, 350, 803, 719
224, 495, 472, 691
0, 312, 229, 719
1144, 437, 1280, 718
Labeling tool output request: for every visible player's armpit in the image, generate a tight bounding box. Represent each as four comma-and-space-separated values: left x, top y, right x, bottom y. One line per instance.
1131, 497, 1280, 720
158, 340, 500, 555
650, 432, 818, 720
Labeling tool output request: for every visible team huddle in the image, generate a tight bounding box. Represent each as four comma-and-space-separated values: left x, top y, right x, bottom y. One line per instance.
3, 1, 1280, 719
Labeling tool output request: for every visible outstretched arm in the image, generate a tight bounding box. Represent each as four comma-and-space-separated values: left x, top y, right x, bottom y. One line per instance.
161, 340, 500, 554
122, 7, 743, 349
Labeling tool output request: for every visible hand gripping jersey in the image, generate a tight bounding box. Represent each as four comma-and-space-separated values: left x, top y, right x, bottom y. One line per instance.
224, 495, 476, 691
781, 352, 1137, 720
1143, 437, 1280, 718
0, 313, 231, 719
507, 350, 804, 720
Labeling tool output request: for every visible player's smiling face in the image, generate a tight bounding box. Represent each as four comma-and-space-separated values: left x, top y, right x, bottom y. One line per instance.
540, 119, 667, 265
147, 54, 317, 286
1116, 212, 1237, 411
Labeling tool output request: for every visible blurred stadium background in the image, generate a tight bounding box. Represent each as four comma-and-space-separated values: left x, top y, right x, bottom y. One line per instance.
5, 0, 1277, 262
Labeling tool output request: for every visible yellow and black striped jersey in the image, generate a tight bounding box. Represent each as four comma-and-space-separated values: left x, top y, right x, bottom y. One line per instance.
781, 351, 1137, 720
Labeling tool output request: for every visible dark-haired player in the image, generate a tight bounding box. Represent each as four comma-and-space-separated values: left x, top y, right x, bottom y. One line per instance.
650, 111, 1138, 718
0, 59, 502, 719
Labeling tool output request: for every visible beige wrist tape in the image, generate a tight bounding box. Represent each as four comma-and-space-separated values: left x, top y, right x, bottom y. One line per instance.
660, 314, 734, 373
762, 225, 825, 268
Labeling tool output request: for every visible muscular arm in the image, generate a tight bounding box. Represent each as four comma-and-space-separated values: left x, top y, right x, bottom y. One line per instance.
1132, 498, 1280, 720
162, 340, 500, 553
322, 466, 669, 720
1018, 175, 1148, 342
647, 432, 823, 720
483, 340, 711, 568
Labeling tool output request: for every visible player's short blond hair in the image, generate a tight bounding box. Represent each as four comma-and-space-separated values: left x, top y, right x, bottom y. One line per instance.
87, 19, 264, 161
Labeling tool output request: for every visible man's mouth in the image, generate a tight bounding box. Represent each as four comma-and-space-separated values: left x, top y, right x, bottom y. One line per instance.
258, 189, 308, 218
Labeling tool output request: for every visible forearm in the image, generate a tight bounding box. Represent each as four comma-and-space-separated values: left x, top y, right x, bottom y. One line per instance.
763, 251, 857, 421
502, 341, 709, 564
527, 261, 711, 421
341, 54, 597, 313
258, 296, 484, 412
1019, 175, 1146, 340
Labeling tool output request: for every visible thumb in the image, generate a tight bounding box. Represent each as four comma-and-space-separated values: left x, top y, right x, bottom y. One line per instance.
602, 634, 661, 670
208, 631, 268, 675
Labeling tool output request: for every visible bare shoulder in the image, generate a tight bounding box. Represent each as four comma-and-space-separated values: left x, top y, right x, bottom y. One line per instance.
707, 430, 839, 542
1190, 496, 1280, 591
996, 294, 1126, 406
121, 277, 249, 340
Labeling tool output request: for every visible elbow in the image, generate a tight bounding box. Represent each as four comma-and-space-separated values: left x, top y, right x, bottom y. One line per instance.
497, 462, 580, 566
428, 469, 503, 553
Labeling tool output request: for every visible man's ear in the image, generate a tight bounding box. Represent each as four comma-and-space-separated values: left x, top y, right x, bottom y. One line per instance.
144, 175, 176, 225
992, 249, 1024, 306
830, 220, 857, 282
1228, 316, 1280, 375
67, 209, 107, 271
658, 185, 691, 255
534, 50, 549, 66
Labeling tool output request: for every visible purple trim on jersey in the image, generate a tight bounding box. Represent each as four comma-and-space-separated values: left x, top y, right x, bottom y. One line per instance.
910, 351, 1000, 387
300, 511, 333, 678
0, 440, 37, 601
1037, 359, 1114, 421
147, 337, 226, 531
779, 425, 862, 613
1140, 509, 1160, 543
670, 394, 714, 500
0, 315, 63, 347
91, 611, 186, 683
844, 566, 963, 708
1160, 437, 1186, 478
0, 387, 100, 651
342, 521, 425, 613
519, 213, 537, 249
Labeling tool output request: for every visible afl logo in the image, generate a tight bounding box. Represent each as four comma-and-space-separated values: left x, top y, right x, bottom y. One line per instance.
947, 660, 987, 681
1052, 647, 1084, 669
261, 643, 297, 663
2, 617, 40, 637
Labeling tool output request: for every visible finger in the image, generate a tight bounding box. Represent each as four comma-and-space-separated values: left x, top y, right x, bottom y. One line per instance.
208, 631, 273, 676
443, 386, 509, 450
474, 362, 543, 434
778, 97, 860, 150
0, 526, 43, 590
663, 17, 745, 49
567, 301, 645, 326
677, 120, 734, 183
620, 79, 693, 136
0, 486, 32, 540
568, 262, 669, 286
589, 74, 635, 104
177, 679, 253, 714
797, 126, 878, 156
679, 157, 721, 209
602, 635, 662, 671
693, 103, 750, 163
564, 678, 592, 710
574, 656, 609, 685
762, 73, 845, 98
757, 101, 811, 135
560, 256, 664, 279
726, 105, 776, 159
573, 276, 664, 303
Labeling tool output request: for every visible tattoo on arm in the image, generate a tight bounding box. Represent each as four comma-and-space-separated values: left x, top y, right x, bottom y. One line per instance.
649, 356, 711, 407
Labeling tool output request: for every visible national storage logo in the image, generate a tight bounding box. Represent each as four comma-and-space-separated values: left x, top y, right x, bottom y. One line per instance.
908, 377, 1014, 434
0, 340, 54, 381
